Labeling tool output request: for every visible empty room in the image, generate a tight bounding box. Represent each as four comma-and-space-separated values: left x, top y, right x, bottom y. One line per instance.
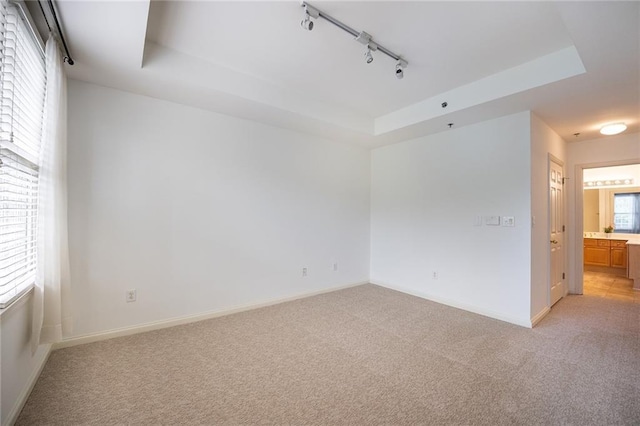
1, 0, 639, 424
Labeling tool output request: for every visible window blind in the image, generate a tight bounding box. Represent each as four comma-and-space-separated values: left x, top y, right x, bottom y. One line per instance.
613, 193, 640, 234
0, 0, 45, 308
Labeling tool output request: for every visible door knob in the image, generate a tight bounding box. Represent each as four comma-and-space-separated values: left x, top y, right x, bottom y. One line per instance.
550, 240, 558, 244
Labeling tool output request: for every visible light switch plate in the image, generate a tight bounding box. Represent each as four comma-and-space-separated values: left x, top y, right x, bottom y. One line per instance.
485, 215, 501, 226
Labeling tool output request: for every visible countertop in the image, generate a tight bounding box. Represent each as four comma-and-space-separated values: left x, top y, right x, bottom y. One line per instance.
584, 233, 640, 245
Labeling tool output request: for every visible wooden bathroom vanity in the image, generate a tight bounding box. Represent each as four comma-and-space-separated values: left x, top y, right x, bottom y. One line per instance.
583, 238, 627, 269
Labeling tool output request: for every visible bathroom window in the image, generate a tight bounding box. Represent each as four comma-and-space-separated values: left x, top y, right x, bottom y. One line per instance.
613, 193, 640, 233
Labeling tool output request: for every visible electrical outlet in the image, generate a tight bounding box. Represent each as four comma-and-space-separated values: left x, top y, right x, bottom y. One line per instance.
302, 267, 308, 277
126, 289, 136, 303
502, 216, 515, 227
432, 271, 438, 280
333, 262, 338, 271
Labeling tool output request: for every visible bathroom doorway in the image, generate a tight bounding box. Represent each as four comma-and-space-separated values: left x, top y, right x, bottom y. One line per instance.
582, 164, 639, 302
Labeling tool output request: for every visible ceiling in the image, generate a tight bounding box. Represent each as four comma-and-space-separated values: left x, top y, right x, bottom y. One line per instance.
29, 1, 640, 147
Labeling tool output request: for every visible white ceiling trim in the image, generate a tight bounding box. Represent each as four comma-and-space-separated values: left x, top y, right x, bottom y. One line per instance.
143, 42, 373, 134
375, 46, 586, 135
142, 42, 587, 139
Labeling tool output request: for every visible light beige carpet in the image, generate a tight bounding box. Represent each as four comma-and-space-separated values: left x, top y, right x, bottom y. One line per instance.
16, 284, 640, 425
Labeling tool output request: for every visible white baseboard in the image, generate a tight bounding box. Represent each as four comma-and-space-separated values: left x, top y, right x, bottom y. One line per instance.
530, 306, 551, 327
371, 280, 533, 328
54, 281, 368, 350
5, 344, 52, 426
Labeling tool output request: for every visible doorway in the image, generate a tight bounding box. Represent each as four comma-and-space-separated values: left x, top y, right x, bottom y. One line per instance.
580, 163, 640, 302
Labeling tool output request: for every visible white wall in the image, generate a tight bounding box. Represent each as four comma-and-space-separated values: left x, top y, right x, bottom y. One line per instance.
66, 80, 371, 338
370, 111, 533, 326
530, 114, 566, 320
566, 132, 640, 293
0, 293, 51, 425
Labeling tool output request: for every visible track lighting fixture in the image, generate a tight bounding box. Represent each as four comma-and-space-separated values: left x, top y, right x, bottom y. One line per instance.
395, 60, 407, 79
300, 1, 408, 80
301, 11, 314, 31
300, 3, 319, 31
363, 41, 377, 64
365, 47, 374, 64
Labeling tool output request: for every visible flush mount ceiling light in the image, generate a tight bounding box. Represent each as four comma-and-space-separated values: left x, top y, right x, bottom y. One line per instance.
300, 1, 408, 79
600, 123, 627, 135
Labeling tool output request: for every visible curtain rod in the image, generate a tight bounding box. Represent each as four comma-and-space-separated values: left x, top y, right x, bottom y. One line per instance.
38, 0, 74, 65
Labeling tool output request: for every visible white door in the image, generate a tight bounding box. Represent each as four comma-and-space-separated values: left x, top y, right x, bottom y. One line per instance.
550, 159, 565, 306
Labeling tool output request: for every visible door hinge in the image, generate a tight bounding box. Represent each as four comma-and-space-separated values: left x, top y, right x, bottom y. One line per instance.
562, 272, 565, 280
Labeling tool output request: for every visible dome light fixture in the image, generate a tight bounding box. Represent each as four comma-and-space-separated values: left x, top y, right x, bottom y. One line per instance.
600, 123, 627, 135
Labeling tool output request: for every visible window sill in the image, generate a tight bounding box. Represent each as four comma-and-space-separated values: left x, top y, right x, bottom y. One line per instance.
0, 284, 35, 317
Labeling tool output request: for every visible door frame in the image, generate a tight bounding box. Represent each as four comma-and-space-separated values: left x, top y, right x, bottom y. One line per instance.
548, 154, 566, 307
573, 158, 640, 294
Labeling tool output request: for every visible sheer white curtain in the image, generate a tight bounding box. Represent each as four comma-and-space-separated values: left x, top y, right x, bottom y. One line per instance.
32, 35, 71, 351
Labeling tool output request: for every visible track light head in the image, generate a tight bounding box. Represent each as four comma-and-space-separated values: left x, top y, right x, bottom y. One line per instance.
395, 64, 403, 79
300, 3, 319, 31
301, 12, 314, 31
395, 59, 407, 79
365, 48, 374, 64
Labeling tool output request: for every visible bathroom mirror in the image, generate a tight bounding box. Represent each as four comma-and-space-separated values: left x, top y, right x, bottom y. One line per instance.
584, 186, 640, 234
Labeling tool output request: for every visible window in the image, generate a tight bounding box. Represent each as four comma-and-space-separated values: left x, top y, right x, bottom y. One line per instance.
613, 192, 640, 234
0, 1, 46, 308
